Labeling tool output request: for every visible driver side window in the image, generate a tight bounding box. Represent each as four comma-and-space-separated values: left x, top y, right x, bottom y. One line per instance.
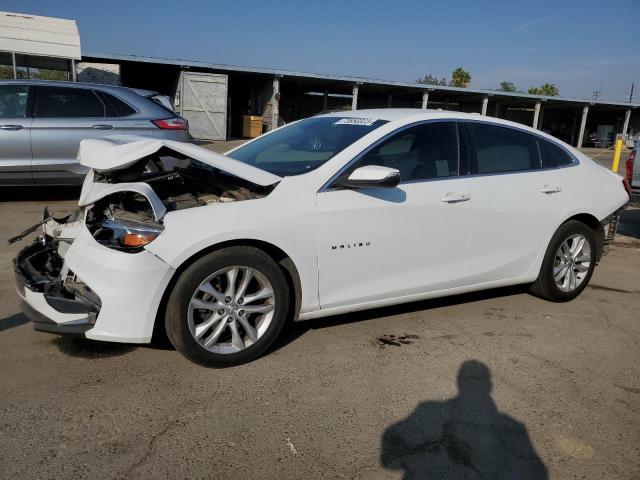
348, 122, 460, 183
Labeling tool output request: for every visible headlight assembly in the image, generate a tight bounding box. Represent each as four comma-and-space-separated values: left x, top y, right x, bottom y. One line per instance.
91, 217, 164, 252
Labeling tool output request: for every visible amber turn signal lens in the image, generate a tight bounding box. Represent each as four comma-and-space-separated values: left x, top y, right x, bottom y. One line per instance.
122, 233, 158, 248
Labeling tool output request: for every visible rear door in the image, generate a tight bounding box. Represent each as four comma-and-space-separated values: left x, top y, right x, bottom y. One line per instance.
0, 84, 33, 185
463, 121, 569, 283
31, 85, 124, 184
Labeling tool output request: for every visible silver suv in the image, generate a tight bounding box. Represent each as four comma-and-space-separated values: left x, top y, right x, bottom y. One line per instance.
0, 80, 188, 185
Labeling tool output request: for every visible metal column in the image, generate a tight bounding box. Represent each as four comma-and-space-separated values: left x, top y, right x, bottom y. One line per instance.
576, 106, 589, 148
71, 59, 76, 82
11, 52, 17, 79
387, 94, 393, 108
481, 97, 488, 116
532, 101, 541, 129
271, 77, 280, 131
622, 108, 631, 136
421, 92, 429, 109
351, 84, 359, 110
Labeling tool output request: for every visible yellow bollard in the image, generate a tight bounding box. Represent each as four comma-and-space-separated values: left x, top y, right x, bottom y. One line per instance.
611, 138, 623, 173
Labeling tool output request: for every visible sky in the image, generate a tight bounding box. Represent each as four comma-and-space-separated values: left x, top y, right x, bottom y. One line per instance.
2, 0, 639, 102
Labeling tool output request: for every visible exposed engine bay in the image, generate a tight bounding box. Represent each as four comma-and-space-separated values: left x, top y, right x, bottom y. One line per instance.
84, 147, 275, 251
94, 147, 272, 211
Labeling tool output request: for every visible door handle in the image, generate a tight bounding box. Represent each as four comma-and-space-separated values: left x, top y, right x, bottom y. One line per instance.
540, 184, 562, 194
441, 192, 471, 203
0, 124, 23, 131
92, 124, 114, 130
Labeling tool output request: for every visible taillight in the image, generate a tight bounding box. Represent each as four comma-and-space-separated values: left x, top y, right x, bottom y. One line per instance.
622, 179, 632, 200
625, 149, 635, 182
152, 117, 188, 130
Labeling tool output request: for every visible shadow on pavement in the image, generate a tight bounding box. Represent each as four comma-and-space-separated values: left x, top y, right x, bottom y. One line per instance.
270, 285, 530, 354
52, 336, 137, 359
381, 360, 548, 479
0, 186, 81, 202
0, 313, 30, 332
618, 208, 640, 239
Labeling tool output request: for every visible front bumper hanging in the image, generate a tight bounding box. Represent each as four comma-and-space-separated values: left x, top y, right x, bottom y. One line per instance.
14, 237, 101, 336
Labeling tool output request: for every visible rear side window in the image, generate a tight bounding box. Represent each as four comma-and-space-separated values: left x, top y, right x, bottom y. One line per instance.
97, 91, 137, 117
0, 85, 29, 118
35, 86, 107, 118
539, 138, 574, 168
466, 123, 541, 174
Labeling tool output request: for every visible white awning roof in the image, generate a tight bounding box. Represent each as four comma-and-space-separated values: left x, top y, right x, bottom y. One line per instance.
0, 11, 80, 60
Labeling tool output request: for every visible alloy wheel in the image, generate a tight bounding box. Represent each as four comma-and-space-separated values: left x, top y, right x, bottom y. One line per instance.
553, 234, 591, 292
188, 266, 275, 354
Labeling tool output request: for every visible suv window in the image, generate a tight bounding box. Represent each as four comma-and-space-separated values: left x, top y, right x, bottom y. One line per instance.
35, 86, 107, 118
539, 138, 574, 168
352, 122, 459, 182
466, 122, 541, 174
97, 91, 137, 117
0, 85, 29, 118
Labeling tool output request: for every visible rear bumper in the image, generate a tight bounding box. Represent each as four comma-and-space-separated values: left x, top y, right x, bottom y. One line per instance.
600, 206, 625, 256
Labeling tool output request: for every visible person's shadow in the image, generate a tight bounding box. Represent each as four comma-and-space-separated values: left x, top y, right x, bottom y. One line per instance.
381, 360, 548, 479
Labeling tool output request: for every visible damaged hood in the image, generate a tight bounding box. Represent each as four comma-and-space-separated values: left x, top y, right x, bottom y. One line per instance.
76, 137, 278, 222
78, 137, 282, 187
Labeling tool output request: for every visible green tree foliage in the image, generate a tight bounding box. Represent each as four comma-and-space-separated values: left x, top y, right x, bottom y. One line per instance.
449, 67, 471, 88
527, 83, 559, 96
498, 81, 517, 92
0, 65, 26, 79
32, 69, 68, 81
416, 73, 447, 86
0, 66, 67, 80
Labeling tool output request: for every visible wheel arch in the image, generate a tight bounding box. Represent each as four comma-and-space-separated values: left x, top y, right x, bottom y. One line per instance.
561, 213, 604, 262
152, 239, 303, 344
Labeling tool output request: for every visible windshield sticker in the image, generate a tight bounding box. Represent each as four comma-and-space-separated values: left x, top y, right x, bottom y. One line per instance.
335, 118, 377, 126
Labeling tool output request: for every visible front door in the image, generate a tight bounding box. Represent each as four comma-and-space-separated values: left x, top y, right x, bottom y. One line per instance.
316, 121, 474, 311
0, 84, 33, 185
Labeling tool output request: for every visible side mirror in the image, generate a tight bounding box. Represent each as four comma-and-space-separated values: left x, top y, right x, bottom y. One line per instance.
336, 165, 401, 189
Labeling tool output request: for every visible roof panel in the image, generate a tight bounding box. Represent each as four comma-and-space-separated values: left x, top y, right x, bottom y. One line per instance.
84, 52, 640, 109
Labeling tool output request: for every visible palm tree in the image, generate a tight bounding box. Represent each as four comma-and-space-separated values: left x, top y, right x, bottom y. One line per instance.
528, 83, 559, 96
450, 68, 471, 88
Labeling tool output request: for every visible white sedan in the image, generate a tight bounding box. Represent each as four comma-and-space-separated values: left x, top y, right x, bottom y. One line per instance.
15, 109, 630, 366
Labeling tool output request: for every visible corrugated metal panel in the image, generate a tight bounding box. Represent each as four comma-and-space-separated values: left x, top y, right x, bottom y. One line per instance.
0, 11, 80, 59
84, 52, 640, 109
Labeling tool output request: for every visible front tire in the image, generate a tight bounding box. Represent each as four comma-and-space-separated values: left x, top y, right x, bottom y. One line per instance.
530, 220, 597, 302
165, 246, 290, 367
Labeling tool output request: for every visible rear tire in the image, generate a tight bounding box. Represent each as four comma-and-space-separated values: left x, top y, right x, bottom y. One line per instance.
530, 220, 597, 302
165, 246, 289, 367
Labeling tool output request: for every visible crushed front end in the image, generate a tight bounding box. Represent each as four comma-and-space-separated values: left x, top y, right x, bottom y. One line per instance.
14, 211, 101, 336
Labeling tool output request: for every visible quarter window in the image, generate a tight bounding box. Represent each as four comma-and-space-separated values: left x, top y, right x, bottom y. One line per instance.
35, 87, 107, 118
350, 122, 459, 182
466, 123, 541, 174
0, 85, 29, 118
97, 91, 137, 117
539, 138, 574, 168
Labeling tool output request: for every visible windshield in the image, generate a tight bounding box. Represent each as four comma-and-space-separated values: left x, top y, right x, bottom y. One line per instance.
227, 116, 388, 176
